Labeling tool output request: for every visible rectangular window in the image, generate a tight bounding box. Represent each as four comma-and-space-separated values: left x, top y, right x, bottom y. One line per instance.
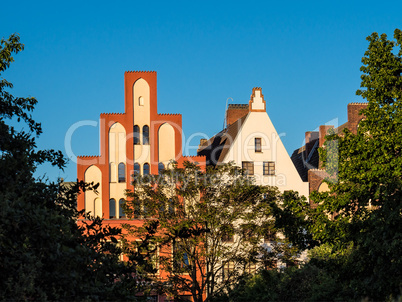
263, 161, 275, 175
242, 161, 254, 175
222, 261, 235, 280
244, 262, 257, 275
255, 138, 262, 152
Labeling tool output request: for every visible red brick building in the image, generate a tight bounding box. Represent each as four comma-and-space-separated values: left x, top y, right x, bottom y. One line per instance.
77, 71, 205, 301
291, 102, 368, 206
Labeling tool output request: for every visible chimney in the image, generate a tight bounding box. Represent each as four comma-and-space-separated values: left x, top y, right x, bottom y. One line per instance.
347, 103, 368, 134
226, 104, 249, 127
319, 125, 334, 147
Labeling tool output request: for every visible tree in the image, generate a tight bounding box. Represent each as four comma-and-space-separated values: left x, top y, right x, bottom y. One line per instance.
123, 161, 295, 302
210, 264, 344, 302
305, 29, 402, 300
0, 34, 143, 301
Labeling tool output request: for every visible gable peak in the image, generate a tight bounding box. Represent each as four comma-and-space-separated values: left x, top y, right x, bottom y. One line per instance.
249, 87, 266, 112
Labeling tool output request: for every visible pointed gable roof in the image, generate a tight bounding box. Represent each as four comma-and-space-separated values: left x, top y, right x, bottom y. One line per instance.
197, 87, 266, 165
197, 114, 248, 165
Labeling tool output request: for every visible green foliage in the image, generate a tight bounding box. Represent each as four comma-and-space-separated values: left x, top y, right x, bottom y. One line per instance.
307, 29, 402, 300
0, 34, 141, 301
212, 264, 346, 302
270, 190, 317, 251
123, 161, 296, 302
218, 28, 402, 302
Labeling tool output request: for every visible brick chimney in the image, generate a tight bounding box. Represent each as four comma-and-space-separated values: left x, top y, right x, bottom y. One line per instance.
347, 103, 368, 134
319, 125, 334, 147
226, 104, 249, 126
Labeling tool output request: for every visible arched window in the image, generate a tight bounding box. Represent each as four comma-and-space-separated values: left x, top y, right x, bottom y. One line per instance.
143, 163, 150, 175
119, 199, 126, 218
118, 162, 126, 183
158, 162, 165, 175
109, 199, 116, 219
143, 125, 149, 145
134, 162, 140, 176
133, 125, 140, 145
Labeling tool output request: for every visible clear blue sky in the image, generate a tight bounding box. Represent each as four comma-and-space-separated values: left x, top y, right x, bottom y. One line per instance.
1, 0, 401, 181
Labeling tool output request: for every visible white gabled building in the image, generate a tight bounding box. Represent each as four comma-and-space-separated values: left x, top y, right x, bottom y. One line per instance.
198, 87, 309, 198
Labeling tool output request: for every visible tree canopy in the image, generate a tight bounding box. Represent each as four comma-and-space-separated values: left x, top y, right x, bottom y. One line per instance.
0, 34, 143, 301
276, 29, 402, 301
123, 161, 301, 302
215, 28, 402, 302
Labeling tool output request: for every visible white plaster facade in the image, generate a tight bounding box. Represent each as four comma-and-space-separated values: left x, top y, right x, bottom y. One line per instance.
198, 88, 309, 199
